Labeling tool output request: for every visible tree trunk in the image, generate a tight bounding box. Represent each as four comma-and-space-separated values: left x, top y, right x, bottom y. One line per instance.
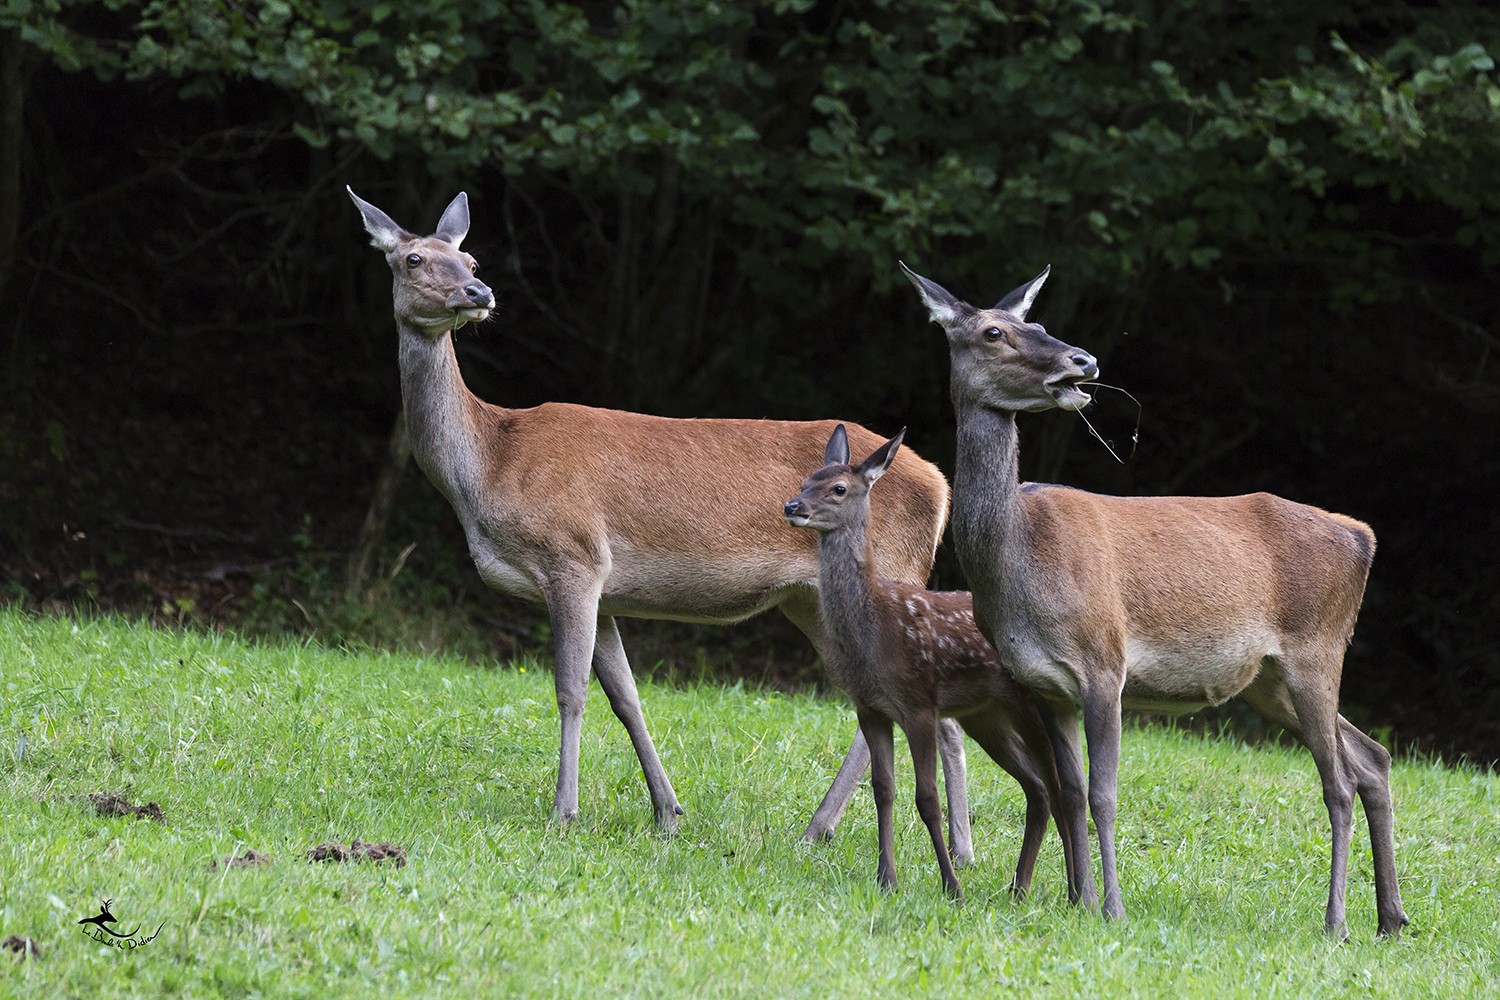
343, 410, 411, 600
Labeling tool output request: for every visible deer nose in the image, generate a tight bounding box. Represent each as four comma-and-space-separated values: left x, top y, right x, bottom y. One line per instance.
465, 283, 493, 306
1071, 351, 1098, 378
783, 500, 803, 518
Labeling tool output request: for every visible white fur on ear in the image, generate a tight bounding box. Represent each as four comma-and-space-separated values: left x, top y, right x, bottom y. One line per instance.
861, 427, 904, 485
994, 265, 1051, 320
898, 261, 964, 328
347, 186, 406, 253
916, 287, 958, 326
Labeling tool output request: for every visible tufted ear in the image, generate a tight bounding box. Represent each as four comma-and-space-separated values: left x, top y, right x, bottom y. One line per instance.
992, 265, 1051, 320
898, 261, 969, 328
433, 192, 470, 248
823, 424, 850, 467
857, 428, 904, 486
347, 186, 409, 252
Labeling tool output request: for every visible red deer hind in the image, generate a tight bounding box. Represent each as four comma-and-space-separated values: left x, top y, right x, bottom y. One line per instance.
900, 260, 1407, 938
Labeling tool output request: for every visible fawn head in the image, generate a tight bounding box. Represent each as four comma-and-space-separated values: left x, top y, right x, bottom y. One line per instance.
784, 424, 904, 533
348, 186, 494, 338
899, 261, 1097, 413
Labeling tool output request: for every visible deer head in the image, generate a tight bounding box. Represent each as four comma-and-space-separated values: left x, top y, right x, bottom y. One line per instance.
347, 187, 495, 338
783, 424, 905, 533
898, 261, 1098, 414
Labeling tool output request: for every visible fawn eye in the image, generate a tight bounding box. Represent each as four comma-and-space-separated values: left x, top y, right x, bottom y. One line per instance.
406, 253, 423, 268
832, 484, 847, 496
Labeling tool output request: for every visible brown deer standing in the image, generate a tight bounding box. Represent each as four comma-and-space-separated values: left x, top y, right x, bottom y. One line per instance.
900, 261, 1407, 938
784, 424, 1078, 901
345, 187, 974, 851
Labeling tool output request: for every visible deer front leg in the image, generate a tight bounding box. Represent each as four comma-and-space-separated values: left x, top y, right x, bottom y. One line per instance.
1040, 700, 1097, 910
545, 581, 602, 824
859, 708, 899, 891
905, 713, 964, 901
592, 615, 683, 832
1082, 685, 1126, 921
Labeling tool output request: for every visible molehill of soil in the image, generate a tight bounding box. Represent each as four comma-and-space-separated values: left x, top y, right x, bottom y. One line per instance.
86, 791, 165, 823
306, 839, 408, 867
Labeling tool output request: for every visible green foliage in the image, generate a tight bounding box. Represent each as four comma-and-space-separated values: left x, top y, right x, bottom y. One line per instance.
8, 1, 1498, 305
3, 609, 1500, 995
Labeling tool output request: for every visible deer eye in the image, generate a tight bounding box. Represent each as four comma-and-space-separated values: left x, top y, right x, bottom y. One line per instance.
406, 253, 423, 268
469, 261, 479, 274
832, 484, 847, 496
983, 327, 1002, 343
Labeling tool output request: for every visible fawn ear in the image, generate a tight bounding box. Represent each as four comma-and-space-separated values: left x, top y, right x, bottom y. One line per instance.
899, 261, 968, 328
434, 192, 470, 248
858, 428, 905, 486
347, 186, 410, 253
993, 265, 1051, 320
824, 424, 850, 466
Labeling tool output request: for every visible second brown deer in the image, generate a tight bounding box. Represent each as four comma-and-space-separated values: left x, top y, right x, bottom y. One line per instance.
784, 424, 1077, 901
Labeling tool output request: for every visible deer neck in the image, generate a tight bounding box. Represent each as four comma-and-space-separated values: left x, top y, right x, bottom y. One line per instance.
815, 514, 882, 678
951, 403, 1034, 610
397, 322, 487, 507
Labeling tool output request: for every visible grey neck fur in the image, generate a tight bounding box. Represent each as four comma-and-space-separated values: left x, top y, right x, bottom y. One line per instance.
951, 402, 1030, 610
815, 507, 880, 674
397, 319, 484, 509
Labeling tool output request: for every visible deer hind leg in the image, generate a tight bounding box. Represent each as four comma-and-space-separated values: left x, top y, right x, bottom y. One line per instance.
958, 715, 1050, 899
1245, 659, 1357, 939
1039, 700, 1098, 909
592, 615, 683, 832
904, 712, 965, 900
937, 718, 974, 867
1339, 715, 1409, 937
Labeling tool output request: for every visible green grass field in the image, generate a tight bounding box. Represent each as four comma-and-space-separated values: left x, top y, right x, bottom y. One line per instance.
2, 608, 1497, 998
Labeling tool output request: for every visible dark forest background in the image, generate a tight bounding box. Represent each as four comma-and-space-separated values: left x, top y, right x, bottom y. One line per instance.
1, 1, 1497, 762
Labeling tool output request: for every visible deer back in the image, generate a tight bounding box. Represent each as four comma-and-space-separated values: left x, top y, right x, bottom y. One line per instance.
464, 403, 948, 618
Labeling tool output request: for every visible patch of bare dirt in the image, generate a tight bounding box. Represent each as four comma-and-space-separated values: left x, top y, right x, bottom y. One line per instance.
2, 935, 41, 960
86, 791, 165, 823
306, 839, 407, 867
213, 848, 274, 870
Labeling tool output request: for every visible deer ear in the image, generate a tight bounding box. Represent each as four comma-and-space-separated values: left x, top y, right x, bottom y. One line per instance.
434, 192, 470, 248
824, 424, 850, 466
899, 261, 967, 328
347, 186, 408, 253
993, 265, 1051, 319
858, 427, 904, 486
